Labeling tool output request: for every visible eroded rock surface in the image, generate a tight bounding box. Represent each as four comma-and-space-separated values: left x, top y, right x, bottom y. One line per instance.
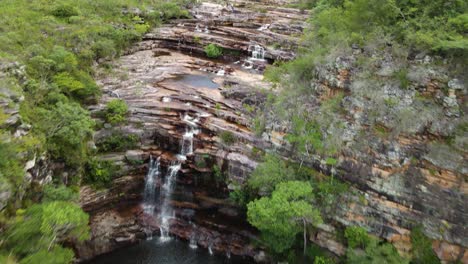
76, 0, 467, 263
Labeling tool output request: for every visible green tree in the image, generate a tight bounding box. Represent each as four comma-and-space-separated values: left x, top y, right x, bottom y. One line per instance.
4, 201, 89, 259
247, 181, 322, 254
345, 226, 371, 249
36, 102, 94, 166
247, 154, 295, 195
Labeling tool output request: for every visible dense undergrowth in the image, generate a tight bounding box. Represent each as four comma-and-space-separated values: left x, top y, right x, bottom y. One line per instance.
0, 0, 190, 263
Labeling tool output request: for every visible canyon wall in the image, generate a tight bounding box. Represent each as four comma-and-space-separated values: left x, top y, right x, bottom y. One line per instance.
73, 1, 467, 263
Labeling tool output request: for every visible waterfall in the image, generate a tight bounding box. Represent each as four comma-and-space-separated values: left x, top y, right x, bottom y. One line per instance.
189, 222, 198, 249
159, 162, 181, 241
142, 156, 161, 240
249, 44, 265, 60
143, 156, 161, 215
158, 113, 199, 241
195, 24, 202, 33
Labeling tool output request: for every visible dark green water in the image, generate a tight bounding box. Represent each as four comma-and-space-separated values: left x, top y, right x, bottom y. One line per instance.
87, 238, 253, 264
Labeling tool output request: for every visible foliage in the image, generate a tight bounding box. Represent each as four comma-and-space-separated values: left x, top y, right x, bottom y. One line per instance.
314, 256, 335, 264
247, 154, 295, 195
19, 246, 74, 264
410, 226, 440, 264
3, 201, 89, 260
33, 102, 94, 167
212, 164, 225, 184
219, 131, 236, 145
0, 135, 24, 185
96, 131, 139, 153
84, 158, 120, 188
247, 181, 322, 254
345, 226, 371, 248
42, 185, 78, 202
204, 44, 223, 58
105, 99, 129, 125
286, 116, 324, 155
346, 237, 409, 264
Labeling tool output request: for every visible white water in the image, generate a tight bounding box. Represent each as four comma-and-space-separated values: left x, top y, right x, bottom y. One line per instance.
158, 113, 199, 241
248, 44, 265, 60
159, 162, 181, 241
142, 156, 161, 240
143, 156, 161, 215
257, 24, 270, 31
216, 69, 225, 76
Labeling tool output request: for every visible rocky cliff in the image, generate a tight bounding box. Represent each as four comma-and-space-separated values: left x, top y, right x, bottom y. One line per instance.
75, 0, 467, 263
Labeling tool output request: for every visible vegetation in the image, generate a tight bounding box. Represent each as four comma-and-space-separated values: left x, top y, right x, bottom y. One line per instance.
410, 226, 440, 264
247, 181, 322, 254
247, 154, 294, 195
84, 158, 120, 188
345, 226, 371, 248
96, 132, 139, 153
219, 131, 236, 145
105, 99, 128, 125
0, 0, 191, 262
344, 226, 409, 264
204, 43, 223, 58
2, 186, 89, 263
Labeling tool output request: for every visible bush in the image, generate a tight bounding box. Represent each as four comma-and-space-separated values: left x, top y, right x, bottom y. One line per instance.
84, 158, 120, 188
204, 44, 223, 58
42, 185, 78, 202
52, 5, 79, 18
345, 226, 370, 249
105, 99, 128, 125
96, 132, 139, 153
410, 226, 440, 264
220, 131, 236, 145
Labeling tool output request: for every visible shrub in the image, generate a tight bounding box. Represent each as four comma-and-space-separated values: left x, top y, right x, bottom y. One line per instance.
204, 44, 223, 58
96, 132, 139, 153
410, 226, 440, 264
84, 158, 120, 188
42, 185, 78, 202
345, 226, 370, 249
52, 5, 79, 18
159, 2, 190, 19
105, 99, 128, 125
220, 131, 236, 145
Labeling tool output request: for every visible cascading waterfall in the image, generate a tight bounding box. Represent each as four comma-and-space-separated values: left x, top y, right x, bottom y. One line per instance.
189, 222, 198, 249
142, 156, 161, 240
159, 162, 181, 241
143, 156, 161, 215
158, 113, 199, 241
249, 44, 265, 60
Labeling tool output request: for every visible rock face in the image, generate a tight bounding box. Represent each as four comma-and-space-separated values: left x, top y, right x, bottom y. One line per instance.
76, 0, 467, 263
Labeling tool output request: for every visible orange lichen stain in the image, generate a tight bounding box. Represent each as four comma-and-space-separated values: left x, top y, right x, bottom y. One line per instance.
372, 166, 391, 178
420, 168, 461, 189
433, 240, 467, 263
